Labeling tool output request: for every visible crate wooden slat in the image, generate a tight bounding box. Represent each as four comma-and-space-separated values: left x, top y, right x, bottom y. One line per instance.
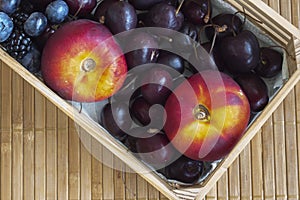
34, 90, 46, 200
23, 80, 35, 200
0, 0, 300, 199
1, 59, 12, 200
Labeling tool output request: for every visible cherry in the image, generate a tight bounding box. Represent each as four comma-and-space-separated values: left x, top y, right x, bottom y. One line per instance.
144, 2, 184, 31
254, 47, 283, 78
112, 72, 141, 102
125, 31, 159, 69
159, 155, 204, 184
220, 30, 260, 74
157, 50, 185, 75
140, 66, 173, 105
100, 102, 132, 141
129, 0, 178, 10
234, 72, 269, 112
33, 25, 56, 51
130, 96, 164, 127
201, 41, 225, 71
179, 21, 198, 42
93, 0, 119, 24
105, 1, 137, 34
128, 0, 164, 10
181, 0, 211, 26
135, 132, 178, 167
27, 0, 52, 11
65, 0, 96, 17
205, 12, 243, 42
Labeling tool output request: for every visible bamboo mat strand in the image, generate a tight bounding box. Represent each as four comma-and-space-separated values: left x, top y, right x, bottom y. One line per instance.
0, 0, 300, 199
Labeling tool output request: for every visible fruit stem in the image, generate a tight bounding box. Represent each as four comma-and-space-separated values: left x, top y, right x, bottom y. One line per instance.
234, 8, 263, 30
198, 24, 227, 43
99, 16, 105, 24
176, 0, 185, 16
81, 58, 96, 72
193, 105, 210, 121
73, 2, 84, 18
204, 0, 211, 24
265, 45, 296, 60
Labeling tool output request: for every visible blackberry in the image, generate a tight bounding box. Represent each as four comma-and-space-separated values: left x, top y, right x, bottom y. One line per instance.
11, 11, 29, 29
2, 29, 32, 60
1, 11, 32, 61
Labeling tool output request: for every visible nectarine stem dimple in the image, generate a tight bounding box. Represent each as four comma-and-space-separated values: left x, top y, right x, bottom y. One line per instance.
193, 105, 210, 121
81, 58, 96, 72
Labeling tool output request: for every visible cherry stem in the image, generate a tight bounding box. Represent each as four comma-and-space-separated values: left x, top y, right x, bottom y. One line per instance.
204, 0, 211, 24
81, 58, 96, 72
210, 30, 218, 54
265, 45, 296, 60
176, 0, 185, 16
99, 16, 105, 24
193, 105, 210, 121
234, 8, 263, 29
198, 24, 227, 44
73, 2, 84, 18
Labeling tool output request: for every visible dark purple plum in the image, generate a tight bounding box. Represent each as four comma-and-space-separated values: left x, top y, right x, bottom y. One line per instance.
157, 51, 185, 75
254, 47, 283, 78
141, 66, 173, 105
182, 0, 210, 26
205, 13, 243, 42
160, 156, 204, 184
144, 2, 184, 31
234, 73, 269, 112
105, 1, 137, 34
135, 132, 178, 167
65, 0, 96, 17
220, 30, 260, 74
101, 102, 132, 141
125, 31, 159, 69
93, 0, 119, 23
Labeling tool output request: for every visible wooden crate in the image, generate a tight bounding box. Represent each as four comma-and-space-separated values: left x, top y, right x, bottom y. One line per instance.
0, 0, 299, 199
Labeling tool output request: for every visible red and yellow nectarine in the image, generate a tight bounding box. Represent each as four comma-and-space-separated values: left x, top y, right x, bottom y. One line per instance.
41, 19, 127, 102
164, 70, 250, 161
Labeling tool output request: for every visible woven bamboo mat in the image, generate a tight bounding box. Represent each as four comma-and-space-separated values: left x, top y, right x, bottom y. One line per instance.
0, 0, 299, 199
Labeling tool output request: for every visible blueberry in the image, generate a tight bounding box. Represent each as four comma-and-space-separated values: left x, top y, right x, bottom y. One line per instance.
0, 0, 21, 14
45, 0, 69, 24
0, 12, 13, 42
24, 12, 47, 37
